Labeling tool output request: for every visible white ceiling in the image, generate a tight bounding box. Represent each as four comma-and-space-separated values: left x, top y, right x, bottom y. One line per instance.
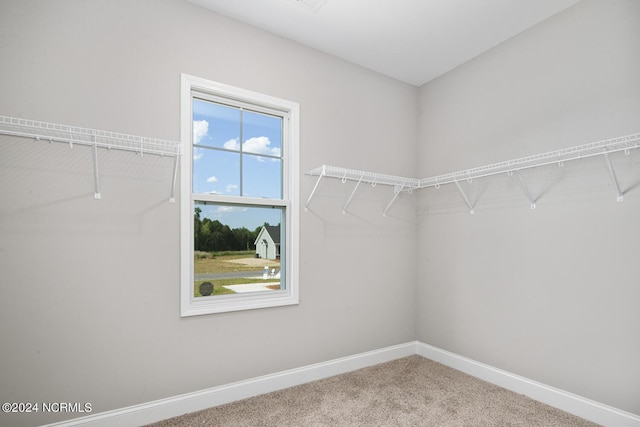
188, 0, 581, 86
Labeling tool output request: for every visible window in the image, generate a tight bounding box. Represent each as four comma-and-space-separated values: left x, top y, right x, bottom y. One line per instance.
180, 74, 299, 316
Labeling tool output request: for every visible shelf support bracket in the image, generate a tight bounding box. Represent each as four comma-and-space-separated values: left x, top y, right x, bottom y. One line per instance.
515, 172, 536, 209
169, 154, 179, 203
454, 180, 475, 214
383, 184, 404, 217
305, 166, 326, 211
603, 152, 624, 202
342, 173, 364, 214
91, 135, 101, 200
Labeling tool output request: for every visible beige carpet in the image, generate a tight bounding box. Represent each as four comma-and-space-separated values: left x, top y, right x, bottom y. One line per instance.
146, 355, 599, 426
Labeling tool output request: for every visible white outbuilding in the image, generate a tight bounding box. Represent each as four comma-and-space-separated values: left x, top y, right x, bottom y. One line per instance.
254, 225, 281, 260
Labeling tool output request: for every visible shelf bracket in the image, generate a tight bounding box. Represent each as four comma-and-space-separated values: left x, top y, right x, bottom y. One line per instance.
382, 183, 404, 217
91, 135, 101, 200
603, 152, 624, 202
305, 166, 326, 211
169, 154, 179, 203
342, 173, 364, 214
515, 171, 536, 209
454, 180, 475, 214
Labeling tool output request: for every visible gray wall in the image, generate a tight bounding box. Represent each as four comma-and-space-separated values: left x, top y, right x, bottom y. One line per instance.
0, 1, 417, 425
417, 0, 640, 415
1, 0, 638, 425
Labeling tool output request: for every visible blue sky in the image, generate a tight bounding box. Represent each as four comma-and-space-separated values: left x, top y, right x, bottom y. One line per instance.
192, 99, 283, 230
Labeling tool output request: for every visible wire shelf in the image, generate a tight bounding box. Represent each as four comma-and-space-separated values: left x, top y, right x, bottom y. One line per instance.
0, 115, 181, 157
0, 115, 182, 202
306, 132, 640, 214
307, 165, 421, 189
420, 133, 640, 188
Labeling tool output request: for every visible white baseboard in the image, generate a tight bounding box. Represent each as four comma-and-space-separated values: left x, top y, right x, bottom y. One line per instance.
415, 341, 640, 427
44, 341, 639, 427
43, 342, 416, 427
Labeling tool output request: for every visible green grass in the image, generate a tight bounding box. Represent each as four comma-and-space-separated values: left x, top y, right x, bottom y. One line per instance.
195, 250, 255, 259
193, 250, 281, 297
194, 250, 275, 275
194, 278, 280, 297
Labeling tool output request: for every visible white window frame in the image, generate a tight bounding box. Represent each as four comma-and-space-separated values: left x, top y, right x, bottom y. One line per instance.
180, 74, 300, 316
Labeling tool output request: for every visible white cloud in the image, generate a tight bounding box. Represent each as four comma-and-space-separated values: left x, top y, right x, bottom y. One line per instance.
210, 205, 248, 221
226, 184, 238, 193
215, 206, 248, 214
193, 147, 204, 160
222, 136, 280, 161
216, 206, 233, 213
193, 119, 209, 144
206, 176, 218, 183
243, 136, 280, 160
223, 138, 240, 151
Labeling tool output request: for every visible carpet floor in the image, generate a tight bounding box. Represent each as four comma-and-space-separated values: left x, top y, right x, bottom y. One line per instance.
146, 355, 599, 426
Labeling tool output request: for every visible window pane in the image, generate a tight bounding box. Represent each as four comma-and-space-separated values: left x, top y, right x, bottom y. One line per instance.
193, 148, 240, 196
243, 154, 282, 199
193, 98, 240, 150
242, 110, 282, 157
193, 202, 285, 298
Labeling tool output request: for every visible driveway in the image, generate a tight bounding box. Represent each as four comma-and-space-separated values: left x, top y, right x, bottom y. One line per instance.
195, 270, 263, 280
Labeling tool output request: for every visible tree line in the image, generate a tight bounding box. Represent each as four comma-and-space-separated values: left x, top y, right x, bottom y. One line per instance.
194, 207, 270, 252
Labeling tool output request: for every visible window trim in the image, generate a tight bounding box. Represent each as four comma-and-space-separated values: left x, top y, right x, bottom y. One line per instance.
180, 74, 299, 316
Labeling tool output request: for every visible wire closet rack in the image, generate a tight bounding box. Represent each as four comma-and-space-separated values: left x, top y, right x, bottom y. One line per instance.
0, 115, 182, 202
306, 132, 640, 215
